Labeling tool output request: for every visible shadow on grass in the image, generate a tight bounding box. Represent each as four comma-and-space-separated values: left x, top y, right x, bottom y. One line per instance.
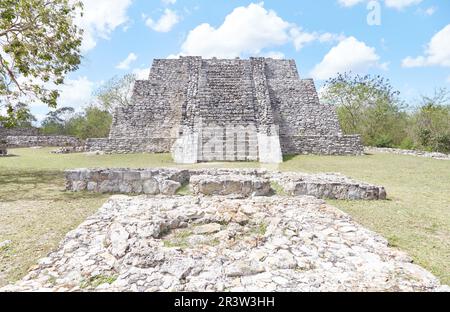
0, 169, 108, 202
283, 154, 298, 162
0, 170, 62, 185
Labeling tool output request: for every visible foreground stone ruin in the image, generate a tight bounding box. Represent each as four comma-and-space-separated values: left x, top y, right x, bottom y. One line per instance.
65, 168, 387, 200
2, 195, 447, 292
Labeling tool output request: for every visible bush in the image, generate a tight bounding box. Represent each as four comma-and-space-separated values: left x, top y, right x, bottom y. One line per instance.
373, 134, 394, 148
399, 137, 414, 150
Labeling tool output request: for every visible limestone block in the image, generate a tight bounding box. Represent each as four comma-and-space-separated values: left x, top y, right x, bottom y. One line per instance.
190, 174, 271, 197
143, 178, 160, 195
159, 180, 181, 195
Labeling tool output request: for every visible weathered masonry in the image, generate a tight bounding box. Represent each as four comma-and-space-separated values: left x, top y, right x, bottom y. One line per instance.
85, 57, 363, 163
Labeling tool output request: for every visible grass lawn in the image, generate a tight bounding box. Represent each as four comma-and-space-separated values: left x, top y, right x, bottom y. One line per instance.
0, 147, 449, 286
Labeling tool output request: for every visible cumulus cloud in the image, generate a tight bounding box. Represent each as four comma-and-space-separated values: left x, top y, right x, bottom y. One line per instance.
402, 24, 450, 68
175, 2, 340, 59
146, 9, 180, 32
338, 0, 364, 7
132, 67, 151, 80
261, 51, 285, 59
29, 77, 95, 110
116, 53, 138, 70
338, 0, 422, 9
58, 77, 95, 108
384, 0, 422, 10
310, 37, 383, 80
424, 6, 437, 16
75, 0, 133, 52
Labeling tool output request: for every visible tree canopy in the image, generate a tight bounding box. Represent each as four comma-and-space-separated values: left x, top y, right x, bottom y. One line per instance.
321, 72, 407, 147
0, 0, 83, 126
94, 74, 136, 114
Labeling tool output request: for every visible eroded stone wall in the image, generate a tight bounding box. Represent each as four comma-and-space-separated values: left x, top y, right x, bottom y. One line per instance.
6, 135, 82, 148
85, 138, 175, 153
0, 126, 40, 137
281, 135, 363, 155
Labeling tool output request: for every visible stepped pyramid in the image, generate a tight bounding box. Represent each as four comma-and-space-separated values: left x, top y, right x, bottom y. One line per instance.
86, 57, 363, 163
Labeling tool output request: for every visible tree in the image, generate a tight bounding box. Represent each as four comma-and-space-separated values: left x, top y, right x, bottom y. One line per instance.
41, 106, 74, 135
94, 74, 136, 113
70, 106, 112, 139
40, 105, 112, 139
409, 88, 450, 153
0, 0, 83, 126
321, 72, 407, 147
0, 101, 36, 128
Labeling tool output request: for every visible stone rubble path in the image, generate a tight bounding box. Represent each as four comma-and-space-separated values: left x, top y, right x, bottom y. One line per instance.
2, 195, 448, 292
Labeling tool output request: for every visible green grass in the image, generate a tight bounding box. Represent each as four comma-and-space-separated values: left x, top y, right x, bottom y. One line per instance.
163, 229, 193, 249
270, 181, 287, 196
0, 147, 449, 286
80, 274, 118, 289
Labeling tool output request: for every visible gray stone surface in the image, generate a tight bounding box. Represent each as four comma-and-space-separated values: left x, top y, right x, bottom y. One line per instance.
0, 126, 40, 137
6, 135, 82, 148
189, 174, 271, 197
365, 147, 450, 160
65, 168, 386, 200
2, 195, 447, 292
272, 172, 387, 200
85, 57, 363, 161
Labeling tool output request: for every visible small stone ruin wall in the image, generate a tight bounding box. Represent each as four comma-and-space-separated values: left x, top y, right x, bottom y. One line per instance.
85, 138, 175, 153
6, 135, 83, 148
281, 135, 363, 155
65, 168, 386, 200
0, 126, 40, 137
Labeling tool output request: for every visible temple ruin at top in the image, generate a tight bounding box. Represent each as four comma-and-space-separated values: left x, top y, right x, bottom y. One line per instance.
85, 56, 363, 163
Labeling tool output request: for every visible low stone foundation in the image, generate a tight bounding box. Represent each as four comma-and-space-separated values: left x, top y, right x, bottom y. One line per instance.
365, 147, 450, 160
281, 135, 364, 156
6, 135, 82, 148
272, 172, 386, 200
190, 174, 271, 197
85, 138, 175, 154
65, 168, 386, 200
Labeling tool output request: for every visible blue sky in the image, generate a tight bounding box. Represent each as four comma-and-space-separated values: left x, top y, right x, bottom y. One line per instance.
31, 0, 450, 121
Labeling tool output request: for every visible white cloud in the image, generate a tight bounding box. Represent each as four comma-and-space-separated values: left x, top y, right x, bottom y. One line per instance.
402, 24, 450, 68
338, 0, 422, 9
57, 77, 95, 109
76, 0, 133, 52
447, 75, 450, 84
132, 67, 151, 80
424, 6, 436, 16
161, 0, 176, 5
385, 0, 422, 10
338, 0, 364, 7
310, 37, 382, 80
116, 53, 138, 70
146, 9, 180, 32
262, 51, 285, 59
29, 77, 95, 110
176, 2, 339, 59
